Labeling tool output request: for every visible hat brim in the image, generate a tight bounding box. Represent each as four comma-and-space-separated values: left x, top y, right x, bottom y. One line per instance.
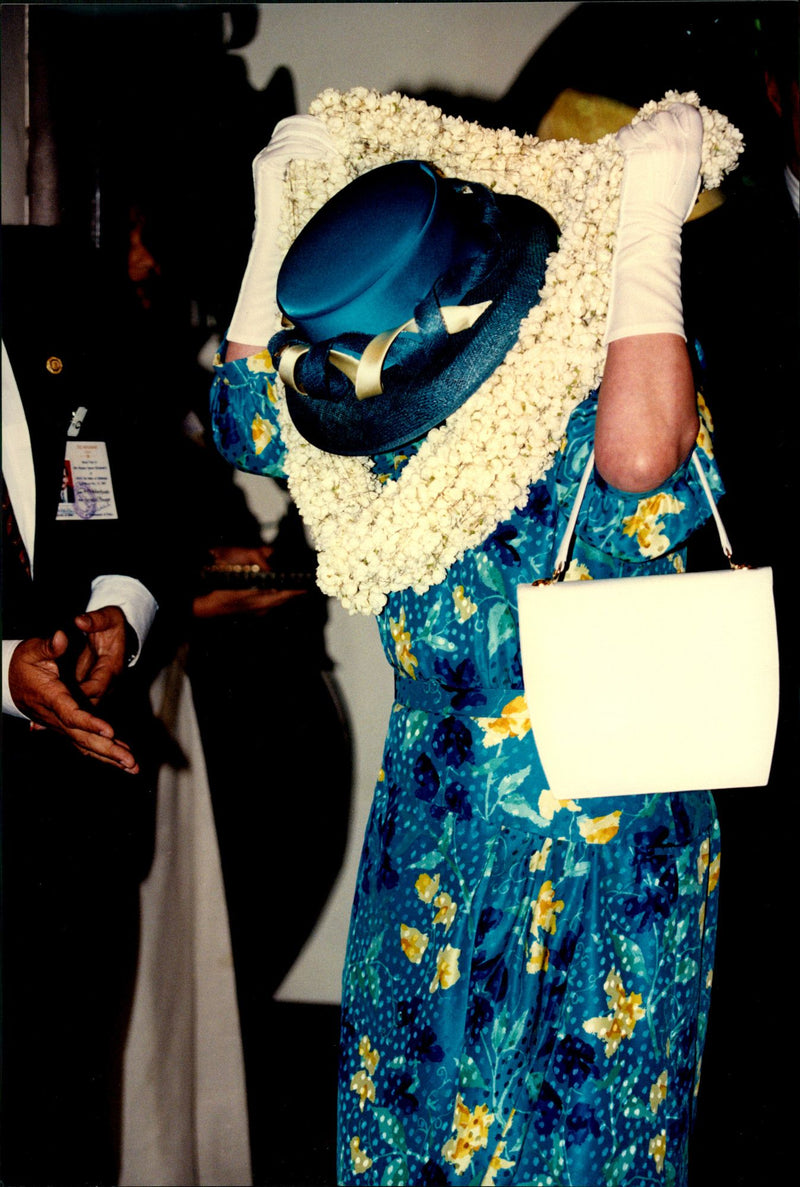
284, 193, 559, 456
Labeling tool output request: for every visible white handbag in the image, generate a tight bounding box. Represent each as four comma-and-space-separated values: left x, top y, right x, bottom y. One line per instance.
518, 450, 779, 797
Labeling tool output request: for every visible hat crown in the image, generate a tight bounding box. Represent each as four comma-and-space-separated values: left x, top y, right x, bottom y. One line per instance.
276, 161, 487, 342
270, 162, 558, 456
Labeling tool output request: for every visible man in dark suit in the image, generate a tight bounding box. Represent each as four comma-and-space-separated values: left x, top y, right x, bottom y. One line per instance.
1, 226, 184, 1186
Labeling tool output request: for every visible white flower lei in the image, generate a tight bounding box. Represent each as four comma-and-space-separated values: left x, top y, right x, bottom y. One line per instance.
271, 88, 743, 615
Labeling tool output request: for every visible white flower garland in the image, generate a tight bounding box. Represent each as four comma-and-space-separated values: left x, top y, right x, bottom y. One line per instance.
271, 88, 742, 615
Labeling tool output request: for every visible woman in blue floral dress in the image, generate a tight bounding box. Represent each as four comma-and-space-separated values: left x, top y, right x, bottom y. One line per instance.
211, 98, 733, 1185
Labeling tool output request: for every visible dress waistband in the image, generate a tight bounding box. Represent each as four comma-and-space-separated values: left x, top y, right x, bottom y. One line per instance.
394, 677, 524, 718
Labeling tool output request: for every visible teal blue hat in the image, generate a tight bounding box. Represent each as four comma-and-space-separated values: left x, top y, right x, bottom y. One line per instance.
270, 160, 559, 456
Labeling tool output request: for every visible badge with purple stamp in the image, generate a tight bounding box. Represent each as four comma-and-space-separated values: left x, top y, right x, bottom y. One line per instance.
57, 440, 118, 520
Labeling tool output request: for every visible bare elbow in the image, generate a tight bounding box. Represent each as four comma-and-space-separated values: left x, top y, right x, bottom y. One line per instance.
595, 421, 698, 493
595, 452, 670, 493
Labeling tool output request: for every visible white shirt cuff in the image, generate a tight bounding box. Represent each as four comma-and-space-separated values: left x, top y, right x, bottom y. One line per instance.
3, 639, 28, 718
86, 575, 158, 664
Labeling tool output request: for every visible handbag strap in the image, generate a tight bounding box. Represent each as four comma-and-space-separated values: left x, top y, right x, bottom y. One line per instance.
550, 448, 734, 581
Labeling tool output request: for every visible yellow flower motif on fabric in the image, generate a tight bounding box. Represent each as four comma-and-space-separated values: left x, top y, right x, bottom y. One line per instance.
564, 559, 593, 581
526, 940, 550, 975
358, 1036, 380, 1077
251, 413, 273, 456
350, 1069, 375, 1112
649, 1129, 667, 1174
697, 839, 720, 893
672, 552, 686, 573
650, 1070, 668, 1115
482, 1111, 517, 1186
696, 419, 713, 457
483, 1143, 516, 1186
349, 1136, 373, 1175
415, 872, 441, 903
697, 391, 714, 431
622, 492, 686, 558
433, 892, 457, 932
530, 880, 565, 940
708, 853, 720, 894
453, 584, 479, 621
400, 924, 429, 964
538, 786, 581, 821
583, 968, 646, 1057
477, 696, 531, 748
430, 944, 461, 992
696, 391, 715, 457
389, 608, 418, 679
245, 347, 277, 379
697, 838, 710, 882
530, 837, 553, 873
578, 811, 622, 845
441, 1094, 495, 1175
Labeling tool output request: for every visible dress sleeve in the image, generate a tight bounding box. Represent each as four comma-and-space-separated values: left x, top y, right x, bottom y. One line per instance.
209, 343, 288, 478
553, 390, 724, 570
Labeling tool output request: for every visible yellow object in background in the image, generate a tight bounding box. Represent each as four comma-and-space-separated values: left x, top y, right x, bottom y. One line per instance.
537, 88, 725, 220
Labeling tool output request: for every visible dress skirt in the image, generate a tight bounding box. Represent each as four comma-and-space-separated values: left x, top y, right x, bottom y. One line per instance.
337, 689, 719, 1187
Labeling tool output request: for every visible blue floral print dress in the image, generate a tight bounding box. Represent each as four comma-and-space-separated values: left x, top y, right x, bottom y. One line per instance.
211, 350, 722, 1187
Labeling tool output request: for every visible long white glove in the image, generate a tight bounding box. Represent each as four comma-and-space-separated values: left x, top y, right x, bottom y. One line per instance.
227, 114, 339, 347
604, 103, 703, 344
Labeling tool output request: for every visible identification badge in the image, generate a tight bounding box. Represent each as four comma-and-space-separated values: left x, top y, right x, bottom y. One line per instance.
57, 440, 119, 520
